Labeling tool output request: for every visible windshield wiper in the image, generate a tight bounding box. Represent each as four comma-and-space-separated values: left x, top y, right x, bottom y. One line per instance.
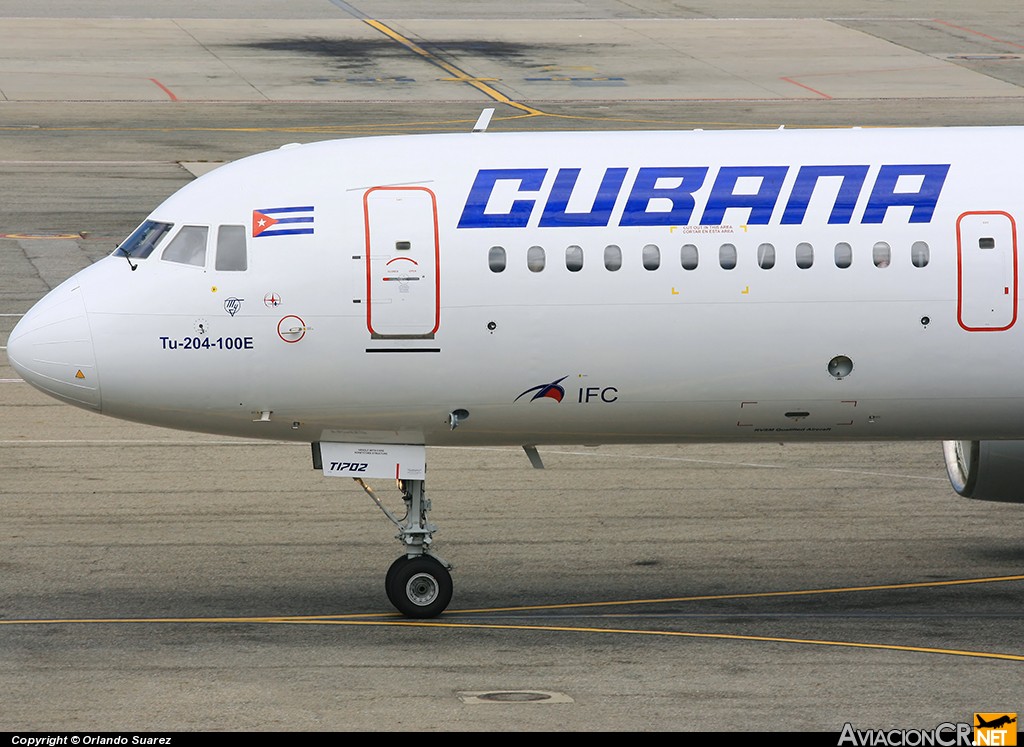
118, 244, 138, 271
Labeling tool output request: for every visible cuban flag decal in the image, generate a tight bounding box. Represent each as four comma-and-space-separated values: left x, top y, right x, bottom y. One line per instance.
252, 206, 315, 238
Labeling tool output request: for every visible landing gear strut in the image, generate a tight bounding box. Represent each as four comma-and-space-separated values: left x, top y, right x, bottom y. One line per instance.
357, 477, 453, 618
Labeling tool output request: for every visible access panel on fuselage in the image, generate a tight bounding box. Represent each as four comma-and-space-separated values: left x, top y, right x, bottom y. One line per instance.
957, 211, 1018, 332
364, 187, 440, 339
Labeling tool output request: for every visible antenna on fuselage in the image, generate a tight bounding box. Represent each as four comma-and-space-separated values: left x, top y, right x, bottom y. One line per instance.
472, 107, 494, 133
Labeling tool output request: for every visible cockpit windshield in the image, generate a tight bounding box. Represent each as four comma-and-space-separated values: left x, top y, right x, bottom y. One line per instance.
115, 220, 173, 259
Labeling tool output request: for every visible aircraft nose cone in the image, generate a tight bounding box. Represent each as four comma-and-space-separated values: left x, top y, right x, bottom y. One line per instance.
6, 281, 101, 410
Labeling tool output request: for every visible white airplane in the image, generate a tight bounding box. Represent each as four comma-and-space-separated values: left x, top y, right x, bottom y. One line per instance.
7, 119, 1024, 617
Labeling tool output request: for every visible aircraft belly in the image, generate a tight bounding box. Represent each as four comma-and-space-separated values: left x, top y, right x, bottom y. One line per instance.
78, 286, 1024, 444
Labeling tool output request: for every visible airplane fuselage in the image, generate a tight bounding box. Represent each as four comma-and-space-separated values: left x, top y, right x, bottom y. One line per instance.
9, 127, 1024, 447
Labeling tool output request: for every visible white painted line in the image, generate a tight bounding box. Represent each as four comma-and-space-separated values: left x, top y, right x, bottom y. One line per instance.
0, 439, 296, 445
0, 160, 173, 165
0, 378, 24, 382
180, 161, 226, 177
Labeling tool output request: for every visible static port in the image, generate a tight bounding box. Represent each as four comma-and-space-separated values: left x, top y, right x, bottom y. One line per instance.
828, 355, 853, 379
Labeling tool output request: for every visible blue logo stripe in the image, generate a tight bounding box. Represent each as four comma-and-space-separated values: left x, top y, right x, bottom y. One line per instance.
258, 227, 315, 236
259, 206, 315, 214
270, 216, 314, 224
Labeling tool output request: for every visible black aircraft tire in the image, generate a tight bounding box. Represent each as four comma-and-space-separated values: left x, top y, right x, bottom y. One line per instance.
385, 555, 412, 607
388, 556, 453, 618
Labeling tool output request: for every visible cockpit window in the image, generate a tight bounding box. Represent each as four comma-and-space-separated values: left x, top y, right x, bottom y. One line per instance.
162, 226, 209, 267
215, 225, 247, 271
116, 220, 173, 259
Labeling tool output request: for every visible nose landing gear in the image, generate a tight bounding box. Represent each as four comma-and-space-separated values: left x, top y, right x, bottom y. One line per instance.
357, 477, 453, 618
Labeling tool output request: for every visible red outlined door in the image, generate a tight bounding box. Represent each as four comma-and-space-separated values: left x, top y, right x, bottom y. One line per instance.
957, 211, 1017, 332
364, 186, 440, 339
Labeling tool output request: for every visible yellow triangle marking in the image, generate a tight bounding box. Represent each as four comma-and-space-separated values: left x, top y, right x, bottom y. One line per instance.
75, 370, 85, 379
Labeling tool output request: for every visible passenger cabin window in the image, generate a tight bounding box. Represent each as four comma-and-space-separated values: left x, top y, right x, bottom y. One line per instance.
834, 242, 852, 269
795, 242, 813, 269
488, 246, 506, 273
116, 220, 173, 260
873, 241, 891, 268
681, 244, 699, 270
162, 226, 208, 267
604, 245, 622, 271
911, 241, 930, 268
527, 245, 546, 273
215, 225, 247, 271
642, 244, 661, 271
565, 245, 584, 272
980, 237, 996, 249
719, 243, 737, 270
757, 243, 775, 270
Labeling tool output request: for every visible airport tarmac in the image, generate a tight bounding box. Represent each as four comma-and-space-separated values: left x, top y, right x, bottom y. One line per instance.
2, 0, 1024, 732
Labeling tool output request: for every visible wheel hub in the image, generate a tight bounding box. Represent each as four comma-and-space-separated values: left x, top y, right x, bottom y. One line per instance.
406, 572, 439, 606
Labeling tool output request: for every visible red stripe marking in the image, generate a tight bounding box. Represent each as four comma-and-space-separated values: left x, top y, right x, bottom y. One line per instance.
932, 19, 1024, 50
780, 76, 832, 100
149, 78, 178, 101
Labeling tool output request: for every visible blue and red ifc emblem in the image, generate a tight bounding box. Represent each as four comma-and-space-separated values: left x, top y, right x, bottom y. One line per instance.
514, 376, 568, 403
252, 206, 315, 238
